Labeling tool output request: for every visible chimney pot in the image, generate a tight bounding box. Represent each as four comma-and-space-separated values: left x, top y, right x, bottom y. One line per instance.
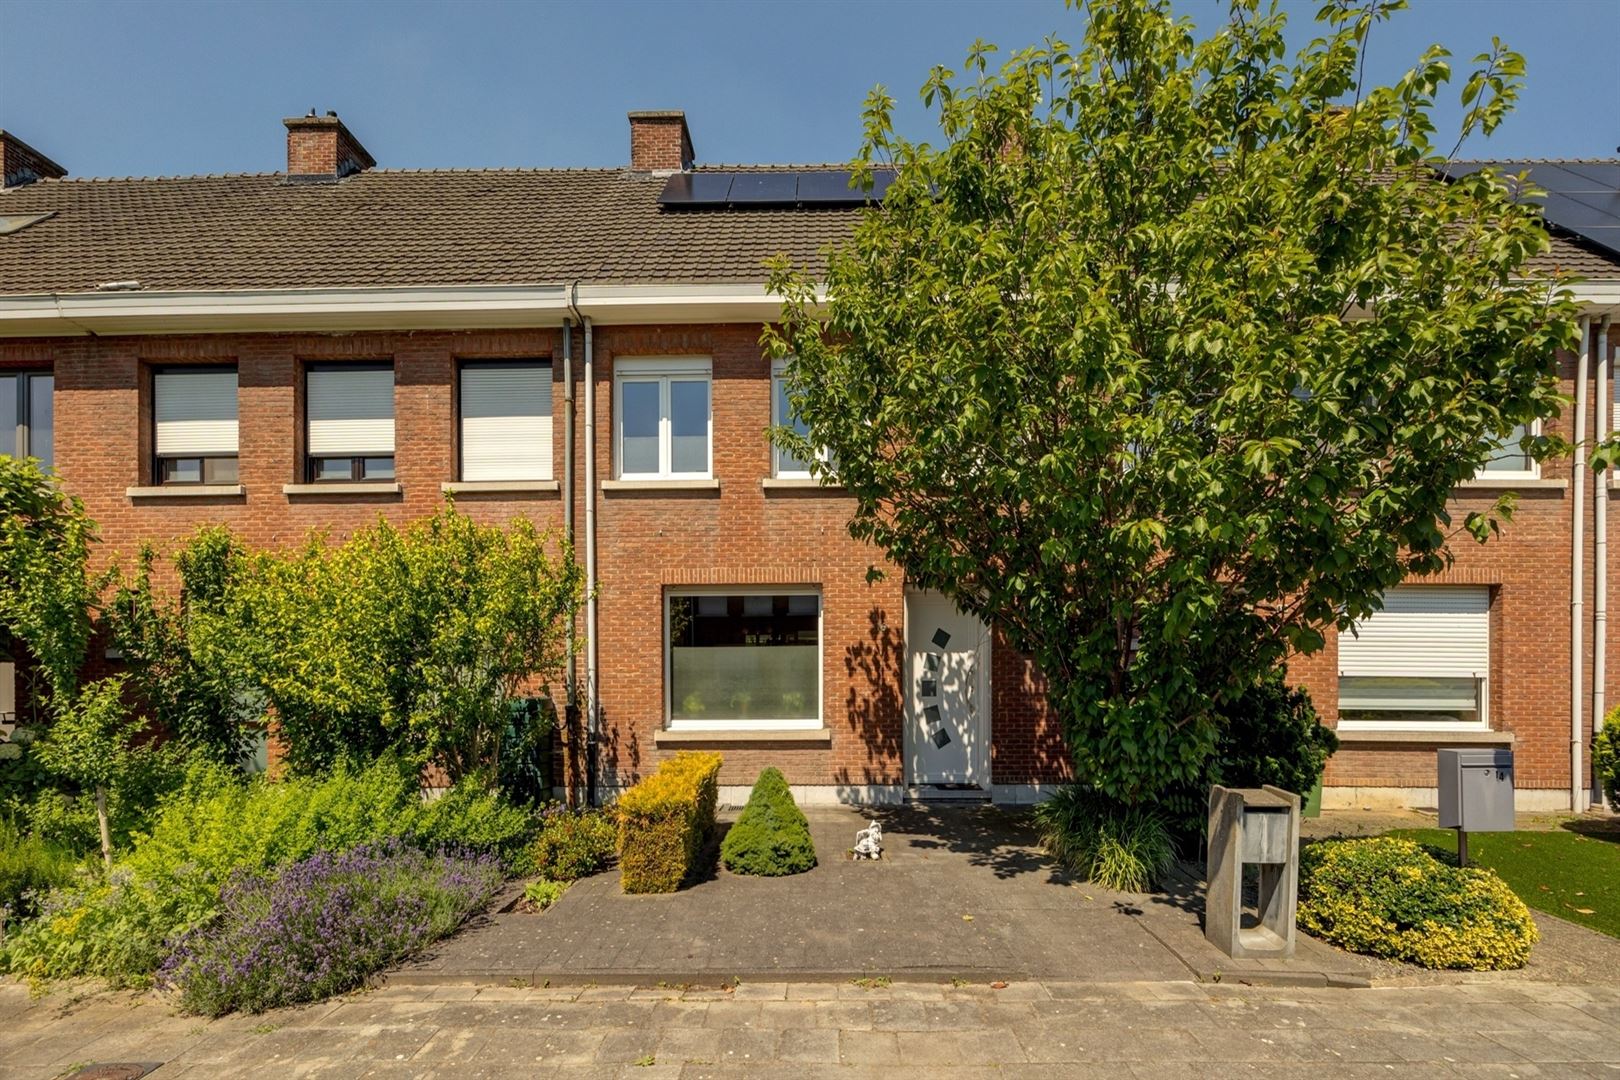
0, 130, 68, 188
628, 111, 694, 172
283, 113, 376, 181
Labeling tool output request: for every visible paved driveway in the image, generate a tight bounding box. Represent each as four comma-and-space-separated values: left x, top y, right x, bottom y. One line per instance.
402, 804, 1368, 986
4, 977, 1618, 1078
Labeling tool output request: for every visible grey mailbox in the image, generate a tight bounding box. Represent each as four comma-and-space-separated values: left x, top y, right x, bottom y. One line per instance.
1438, 747, 1514, 865
1205, 785, 1300, 959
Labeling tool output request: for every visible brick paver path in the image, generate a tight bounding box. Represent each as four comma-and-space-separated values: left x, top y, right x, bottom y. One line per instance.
4, 978, 1618, 1078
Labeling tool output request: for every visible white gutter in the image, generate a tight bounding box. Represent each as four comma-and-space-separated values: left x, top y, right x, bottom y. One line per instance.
0, 282, 822, 337
1600, 316, 1615, 758
1573, 315, 1592, 813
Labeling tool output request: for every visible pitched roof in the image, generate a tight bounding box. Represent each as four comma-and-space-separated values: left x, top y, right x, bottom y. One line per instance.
0, 168, 862, 294
1, 160, 1616, 297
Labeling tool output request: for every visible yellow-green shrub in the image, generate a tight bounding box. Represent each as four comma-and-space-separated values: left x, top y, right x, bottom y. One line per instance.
616, 752, 722, 894
1298, 838, 1538, 970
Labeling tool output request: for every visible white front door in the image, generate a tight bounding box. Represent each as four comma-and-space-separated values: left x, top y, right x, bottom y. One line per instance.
905, 590, 990, 787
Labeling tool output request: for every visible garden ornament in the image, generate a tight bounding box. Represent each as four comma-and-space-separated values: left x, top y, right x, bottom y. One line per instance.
853, 819, 883, 860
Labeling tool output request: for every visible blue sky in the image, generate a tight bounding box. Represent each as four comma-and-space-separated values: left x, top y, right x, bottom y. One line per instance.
2, 0, 1615, 178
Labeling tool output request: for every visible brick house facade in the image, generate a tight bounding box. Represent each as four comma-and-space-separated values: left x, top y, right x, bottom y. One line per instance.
2, 114, 1617, 809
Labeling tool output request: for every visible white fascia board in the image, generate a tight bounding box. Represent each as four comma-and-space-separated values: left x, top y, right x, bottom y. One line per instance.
0, 285, 573, 337
1566, 281, 1620, 314
0, 282, 827, 337
569, 283, 823, 325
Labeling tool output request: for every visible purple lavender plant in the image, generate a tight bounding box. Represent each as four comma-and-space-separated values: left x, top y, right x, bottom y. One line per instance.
157, 839, 502, 1015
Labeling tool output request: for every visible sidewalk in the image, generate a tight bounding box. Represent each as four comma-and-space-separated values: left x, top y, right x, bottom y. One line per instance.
5, 977, 1618, 1078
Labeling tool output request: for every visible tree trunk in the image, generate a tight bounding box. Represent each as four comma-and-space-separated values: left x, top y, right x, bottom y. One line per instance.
94, 786, 112, 869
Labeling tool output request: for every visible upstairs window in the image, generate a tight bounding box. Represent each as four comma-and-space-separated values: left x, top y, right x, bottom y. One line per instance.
154, 366, 239, 485
614, 358, 711, 480
771, 360, 833, 479
305, 363, 395, 482
1477, 421, 1537, 480
459, 361, 553, 481
1, 371, 53, 469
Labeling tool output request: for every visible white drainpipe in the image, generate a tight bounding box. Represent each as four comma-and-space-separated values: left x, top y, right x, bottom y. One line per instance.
1598, 316, 1614, 768
1573, 315, 1591, 813
582, 315, 600, 805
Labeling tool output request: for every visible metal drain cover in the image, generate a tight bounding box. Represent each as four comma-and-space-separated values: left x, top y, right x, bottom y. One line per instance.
64, 1065, 164, 1080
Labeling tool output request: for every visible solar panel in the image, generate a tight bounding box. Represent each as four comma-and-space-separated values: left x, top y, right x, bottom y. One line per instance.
658, 169, 899, 209
657, 172, 734, 205
1563, 163, 1620, 190
794, 171, 859, 203
1442, 159, 1620, 260
727, 173, 798, 204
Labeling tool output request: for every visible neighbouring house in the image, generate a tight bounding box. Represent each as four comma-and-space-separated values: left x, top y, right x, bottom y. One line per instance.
1, 115, 1618, 811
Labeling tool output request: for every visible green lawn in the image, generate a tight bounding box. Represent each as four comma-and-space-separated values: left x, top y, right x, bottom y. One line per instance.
1389, 825, 1620, 940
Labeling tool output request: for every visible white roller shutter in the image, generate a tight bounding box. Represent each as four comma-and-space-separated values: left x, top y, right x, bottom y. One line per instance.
1340, 586, 1490, 679
460, 363, 552, 481
307, 367, 394, 455
155, 370, 238, 455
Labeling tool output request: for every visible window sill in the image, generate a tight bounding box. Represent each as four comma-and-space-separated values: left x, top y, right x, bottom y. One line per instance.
283, 482, 403, 496
127, 484, 245, 499
601, 479, 721, 494
761, 477, 845, 491
1453, 477, 1564, 491
441, 480, 559, 495
654, 727, 831, 747
1334, 728, 1514, 745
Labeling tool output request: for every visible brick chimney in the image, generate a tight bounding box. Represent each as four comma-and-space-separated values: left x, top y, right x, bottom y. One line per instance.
283, 111, 376, 181
628, 111, 694, 172
0, 131, 67, 188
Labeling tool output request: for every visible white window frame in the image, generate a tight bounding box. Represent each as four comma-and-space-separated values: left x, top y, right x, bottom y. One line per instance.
1337, 586, 1491, 733
1474, 419, 1540, 482
664, 586, 824, 732
771, 359, 831, 479
614, 357, 712, 481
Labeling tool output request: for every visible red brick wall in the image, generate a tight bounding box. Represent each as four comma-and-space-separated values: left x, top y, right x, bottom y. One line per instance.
6, 323, 1615, 800
1301, 337, 1605, 798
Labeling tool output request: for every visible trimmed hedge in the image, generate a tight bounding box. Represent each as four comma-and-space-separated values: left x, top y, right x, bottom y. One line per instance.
1298, 837, 1539, 970
617, 752, 722, 893
721, 768, 816, 876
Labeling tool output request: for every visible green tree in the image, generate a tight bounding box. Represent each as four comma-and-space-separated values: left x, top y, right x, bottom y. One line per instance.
0, 456, 99, 708
31, 676, 142, 867
201, 506, 582, 782
766, 0, 1575, 804
106, 528, 258, 768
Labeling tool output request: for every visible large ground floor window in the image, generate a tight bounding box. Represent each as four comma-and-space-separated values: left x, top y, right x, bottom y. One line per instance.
1337, 585, 1490, 731
666, 590, 821, 730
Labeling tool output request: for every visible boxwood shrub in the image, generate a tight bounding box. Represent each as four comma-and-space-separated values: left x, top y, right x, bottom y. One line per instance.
1298, 837, 1539, 970
532, 805, 617, 881
617, 751, 722, 894
720, 768, 816, 877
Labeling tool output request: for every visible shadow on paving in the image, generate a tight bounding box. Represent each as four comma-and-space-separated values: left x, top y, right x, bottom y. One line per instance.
400, 803, 1195, 985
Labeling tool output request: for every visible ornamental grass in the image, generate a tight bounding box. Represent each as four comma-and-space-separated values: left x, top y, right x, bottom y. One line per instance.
158, 839, 503, 1015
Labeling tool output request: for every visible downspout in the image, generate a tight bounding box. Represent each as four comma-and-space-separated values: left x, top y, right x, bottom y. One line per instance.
562, 312, 578, 805
582, 315, 600, 807
1597, 315, 1614, 768
1573, 315, 1591, 813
